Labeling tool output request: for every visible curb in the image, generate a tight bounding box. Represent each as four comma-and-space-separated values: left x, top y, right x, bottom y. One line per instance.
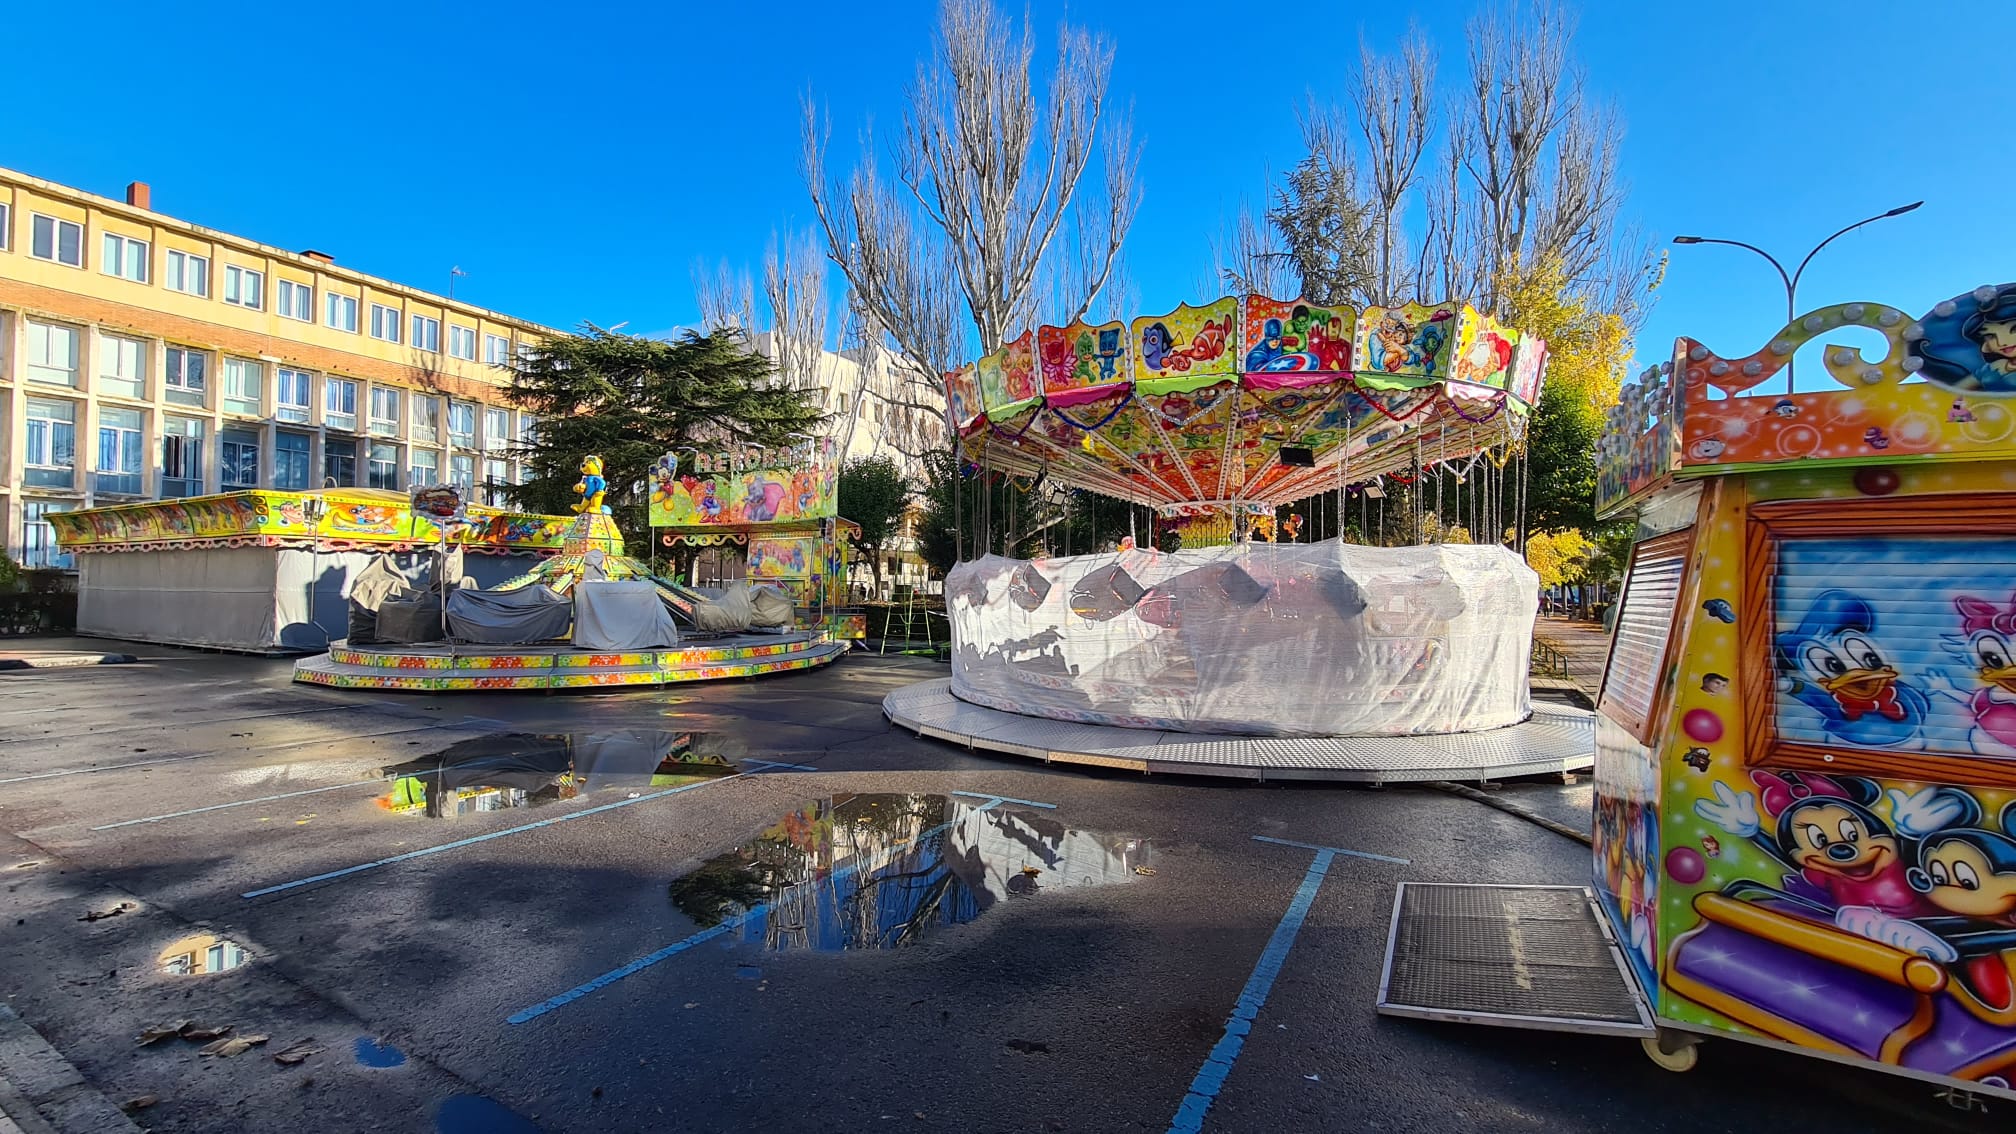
0, 1006, 142, 1134
0, 655, 136, 672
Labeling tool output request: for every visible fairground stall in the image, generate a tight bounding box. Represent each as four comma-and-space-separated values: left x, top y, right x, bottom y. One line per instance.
1377, 281, 2016, 1101
650, 436, 866, 642
881, 290, 1595, 781
50, 488, 564, 653
288, 466, 850, 691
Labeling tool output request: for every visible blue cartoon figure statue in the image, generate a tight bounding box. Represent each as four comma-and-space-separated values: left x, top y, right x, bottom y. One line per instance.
1775, 589, 1930, 748
572, 455, 610, 515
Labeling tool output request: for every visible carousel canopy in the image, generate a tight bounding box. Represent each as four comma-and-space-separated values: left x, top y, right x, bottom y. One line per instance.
946, 295, 1547, 515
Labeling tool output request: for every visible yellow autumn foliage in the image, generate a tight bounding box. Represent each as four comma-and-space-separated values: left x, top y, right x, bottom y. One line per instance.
1525, 528, 1594, 590
1497, 255, 1634, 429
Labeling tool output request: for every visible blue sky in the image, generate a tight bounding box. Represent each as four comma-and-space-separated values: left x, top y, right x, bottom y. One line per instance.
2, 1, 2003, 378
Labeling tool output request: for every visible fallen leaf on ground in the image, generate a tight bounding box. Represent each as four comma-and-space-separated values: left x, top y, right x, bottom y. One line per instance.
273, 1039, 323, 1066
200, 1034, 269, 1057
79, 902, 133, 922
178, 1024, 232, 1042
121, 1095, 158, 1112
1133, 866, 1157, 876
137, 1023, 192, 1045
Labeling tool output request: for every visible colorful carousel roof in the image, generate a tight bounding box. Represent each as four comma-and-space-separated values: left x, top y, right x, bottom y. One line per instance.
947, 295, 1547, 514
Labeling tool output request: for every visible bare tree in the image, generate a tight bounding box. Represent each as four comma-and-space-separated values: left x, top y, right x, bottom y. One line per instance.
1456, 1, 1574, 308
1214, 197, 1298, 298
692, 259, 755, 335
760, 228, 831, 394
804, 0, 1139, 367
1350, 29, 1434, 305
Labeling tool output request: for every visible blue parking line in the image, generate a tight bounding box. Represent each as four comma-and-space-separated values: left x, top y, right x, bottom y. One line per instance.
241, 775, 743, 900
742, 759, 818, 773
1169, 849, 1335, 1134
1251, 834, 1410, 865
950, 790, 1056, 809
507, 797, 1006, 1025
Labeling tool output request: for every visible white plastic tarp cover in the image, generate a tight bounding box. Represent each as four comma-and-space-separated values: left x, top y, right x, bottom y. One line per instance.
947, 540, 1537, 737
572, 581, 682, 651
446, 584, 573, 644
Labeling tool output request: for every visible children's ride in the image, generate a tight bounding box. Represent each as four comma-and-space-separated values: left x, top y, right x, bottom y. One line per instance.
883, 291, 1596, 780
1379, 280, 2016, 1100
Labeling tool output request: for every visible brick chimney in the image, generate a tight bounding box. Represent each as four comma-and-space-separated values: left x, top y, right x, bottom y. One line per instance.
125, 181, 151, 210
300, 249, 334, 264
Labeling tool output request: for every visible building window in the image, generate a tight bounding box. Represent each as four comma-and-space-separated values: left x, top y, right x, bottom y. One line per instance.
484, 407, 510, 451
102, 233, 149, 282
96, 407, 146, 496
221, 428, 260, 490
449, 454, 474, 494
325, 377, 358, 432
23, 502, 73, 571
161, 417, 206, 497
519, 413, 537, 443
368, 442, 400, 490
276, 368, 312, 423
274, 431, 311, 490
165, 249, 209, 296
326, 293, 359, 332
410, 448, 439, 487
165, 347, 208, 406
323, 438, 356, 487
448, 325, 476, 360
370, 303, 401, 343
412, 395, 440, 443
223, 265, 264, 309
484, 334, 511, 366
25, 398, 78, 489
98, 335, 148, 400
369, 387, 400, 436
277, 279, 312, 321
30, 214, 83, 267
26, 321, 80, 386
0, 202, 9, 250
483, 458, 510, 506
410, 315, 440, 352
222, 358, 263, 416
448, 400, 476, 447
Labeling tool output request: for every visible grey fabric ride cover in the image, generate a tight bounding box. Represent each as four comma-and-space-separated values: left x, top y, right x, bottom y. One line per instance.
446, 584, 574, 644
572, 581, 681, 651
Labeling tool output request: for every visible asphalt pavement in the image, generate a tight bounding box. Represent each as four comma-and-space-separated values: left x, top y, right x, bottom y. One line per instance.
0, 642, 2001, 1133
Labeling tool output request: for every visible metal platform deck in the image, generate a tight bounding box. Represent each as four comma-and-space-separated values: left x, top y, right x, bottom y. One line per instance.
1377, 883, 1651, 1036
881, 679, 1595, 782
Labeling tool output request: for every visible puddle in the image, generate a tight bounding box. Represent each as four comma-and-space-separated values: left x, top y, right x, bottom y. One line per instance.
668, 793, 1147, 952
158, 934, 250, 975
354, 1037, 406, 1068
377, 731, 742, 819
436, 1094, 539, 1134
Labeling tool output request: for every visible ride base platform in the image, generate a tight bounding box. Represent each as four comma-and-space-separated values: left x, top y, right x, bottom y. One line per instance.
882, 678, 1594, 783
292, 631, 845, 691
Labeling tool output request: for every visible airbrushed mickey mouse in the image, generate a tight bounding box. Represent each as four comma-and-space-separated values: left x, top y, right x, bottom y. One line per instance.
1697, 771, 2016, 1010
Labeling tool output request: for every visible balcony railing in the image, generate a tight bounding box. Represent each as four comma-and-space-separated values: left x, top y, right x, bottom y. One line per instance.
92, 472, 145, 496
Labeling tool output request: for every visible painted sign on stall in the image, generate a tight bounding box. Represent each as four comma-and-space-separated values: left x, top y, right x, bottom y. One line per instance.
49, 490, 579, 554
648, 437, 838, 528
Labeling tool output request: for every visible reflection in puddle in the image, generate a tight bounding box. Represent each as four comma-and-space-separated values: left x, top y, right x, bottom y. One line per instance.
158, 934, 250, 975
377, 731, 741, 819
436, 1094, 539, 1134
354, 1037, 406, 1068
669, 793, 1147, 952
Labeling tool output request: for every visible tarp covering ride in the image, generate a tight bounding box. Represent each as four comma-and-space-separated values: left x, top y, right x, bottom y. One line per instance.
945, 294, 1545, 518
934, 292, 1550, 738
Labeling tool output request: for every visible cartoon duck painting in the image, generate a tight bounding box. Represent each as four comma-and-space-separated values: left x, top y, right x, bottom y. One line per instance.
1774, 589, 1930, 748
572, 455, 610, 515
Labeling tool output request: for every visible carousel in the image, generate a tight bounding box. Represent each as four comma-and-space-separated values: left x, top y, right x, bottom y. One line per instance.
881, 291, 1595, 781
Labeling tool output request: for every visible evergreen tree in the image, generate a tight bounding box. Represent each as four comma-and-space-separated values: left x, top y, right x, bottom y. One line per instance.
504, 327, 826, 552
837, 455, 913, 595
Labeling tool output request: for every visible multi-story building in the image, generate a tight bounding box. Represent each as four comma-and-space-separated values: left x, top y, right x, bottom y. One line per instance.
0, 166, 555, 570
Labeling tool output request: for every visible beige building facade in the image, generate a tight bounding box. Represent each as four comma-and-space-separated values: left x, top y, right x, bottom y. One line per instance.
0, 166, 555, 570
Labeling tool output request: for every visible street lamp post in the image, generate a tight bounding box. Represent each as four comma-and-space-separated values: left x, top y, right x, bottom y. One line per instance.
1673, 201, 1922, 391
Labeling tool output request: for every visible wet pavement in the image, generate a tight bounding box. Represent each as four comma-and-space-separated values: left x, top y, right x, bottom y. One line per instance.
0, 641, 2003, 1133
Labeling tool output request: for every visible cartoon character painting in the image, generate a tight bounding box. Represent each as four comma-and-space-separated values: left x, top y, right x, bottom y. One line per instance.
1909, 283, 2016, 396
1774, 589, 1930, 749
1453, 329, 1514, 385
1371, 309, 1453, 374
1935, 593, 2016, 755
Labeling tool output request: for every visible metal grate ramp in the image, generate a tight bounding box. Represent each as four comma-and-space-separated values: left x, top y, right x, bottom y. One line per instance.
1377, 883, 1652, 1037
